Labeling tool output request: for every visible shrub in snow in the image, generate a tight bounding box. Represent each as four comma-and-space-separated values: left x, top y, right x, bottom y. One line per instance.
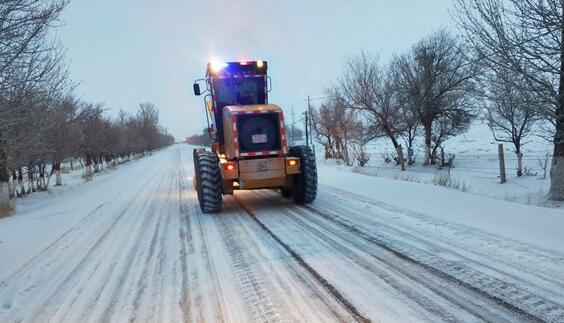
353, 144, 370, 167
0, 201, 14, 218
433, 173, 468, 192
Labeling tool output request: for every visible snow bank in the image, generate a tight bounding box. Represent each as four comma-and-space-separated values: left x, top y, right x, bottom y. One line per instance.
319, 166, 564, 254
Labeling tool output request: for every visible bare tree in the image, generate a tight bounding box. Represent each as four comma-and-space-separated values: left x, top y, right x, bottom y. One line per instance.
0, 0, 69, 208
340, 52, 406, 170
432, 108, 473, 166
311, 104, 338, 160
395, 30, 478, 166
137, 102, 160, 151
397, 93, 420, 165
0, 2, 175, 213
78, 104, 106, 177
482, 69, 540, 176
454, 0, 564, 199
311, 90, 363, 165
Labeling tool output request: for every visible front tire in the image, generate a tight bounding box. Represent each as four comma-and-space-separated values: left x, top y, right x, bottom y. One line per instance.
193, 149, 222, 213
289, 146, 317, 204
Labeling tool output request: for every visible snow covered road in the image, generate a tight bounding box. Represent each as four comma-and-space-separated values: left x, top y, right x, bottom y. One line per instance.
1, 144, 563, 322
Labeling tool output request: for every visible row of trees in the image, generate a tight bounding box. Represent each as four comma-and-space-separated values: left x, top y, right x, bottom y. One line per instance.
313, 0, 564, 200
455, 0, 564, 200
8, 100, 172, 192
313, 31, 477, 171
0, 1, 173, 211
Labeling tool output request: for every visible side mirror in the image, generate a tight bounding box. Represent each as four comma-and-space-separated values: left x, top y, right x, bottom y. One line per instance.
193, 83, 201, 96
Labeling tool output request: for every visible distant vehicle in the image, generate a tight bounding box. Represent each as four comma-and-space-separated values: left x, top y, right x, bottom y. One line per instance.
192, 60, 317, 213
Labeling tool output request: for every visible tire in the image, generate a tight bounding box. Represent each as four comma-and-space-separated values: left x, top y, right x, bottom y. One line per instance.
193, 149, 222, 213
289, 146, 317, 204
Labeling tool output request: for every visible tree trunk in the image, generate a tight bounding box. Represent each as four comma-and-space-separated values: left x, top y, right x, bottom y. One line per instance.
516, 151, 523, 177
85, 153, 93, 177
27, 167, 35, 193
430, 144, 441, 166
406, 140, 414, 165
10, 170, 17, 198
0, 145, 10, 207
396, 144, 406, 171
386, 128, 406, 171
53, 159, 62, 186
423, 122, 432, 166
18, 168, 24, 195
39, 164, 46, 191
549, 11, 564, 200
99, 154, 104, 171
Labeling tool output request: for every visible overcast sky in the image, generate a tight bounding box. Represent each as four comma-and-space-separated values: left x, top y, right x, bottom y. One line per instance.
58, 0, 454, 140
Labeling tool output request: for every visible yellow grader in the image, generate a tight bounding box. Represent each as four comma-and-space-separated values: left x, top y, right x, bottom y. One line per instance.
192, 60, 317, 213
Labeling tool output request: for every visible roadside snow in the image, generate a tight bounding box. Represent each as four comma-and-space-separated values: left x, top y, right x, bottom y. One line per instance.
333, 119, 557, 207
0, 157, 148, 277
1, 144, 563, 322
318, 165, 564, 254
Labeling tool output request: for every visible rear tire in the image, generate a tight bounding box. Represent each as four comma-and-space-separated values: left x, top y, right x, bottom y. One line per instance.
193, 149, 222, 213
289, 146, 317, 204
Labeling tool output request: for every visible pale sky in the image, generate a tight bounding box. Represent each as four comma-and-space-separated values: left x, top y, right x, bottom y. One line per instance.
58, 0, 454, 140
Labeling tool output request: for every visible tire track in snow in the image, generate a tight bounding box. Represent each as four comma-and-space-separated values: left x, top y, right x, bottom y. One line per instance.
48, 167, 169, 322
308, 187, 564, 321
191, 206, 229, 323
300, 203, 562, 322
177, 146, 227, 323
232, 195, 371, 323
274, 205, 522, 322
177, 150, 194, 323
127, 160, 177, 315
0, 153, 173, 322
0, 157, 160, 306
315, 189, 564, 305
51, 165, 170, 322
215, 211, 288, 323
321, 185, 564, 291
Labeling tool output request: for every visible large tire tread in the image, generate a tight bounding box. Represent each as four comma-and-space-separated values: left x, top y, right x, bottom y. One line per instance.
193, 149, 222, 213
289, 146, 317, 204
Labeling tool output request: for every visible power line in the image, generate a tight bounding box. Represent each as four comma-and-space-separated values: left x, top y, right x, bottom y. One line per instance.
287, 116, 305, 127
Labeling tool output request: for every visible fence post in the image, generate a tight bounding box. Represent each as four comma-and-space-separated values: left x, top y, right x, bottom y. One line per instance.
498, 144, 506, 184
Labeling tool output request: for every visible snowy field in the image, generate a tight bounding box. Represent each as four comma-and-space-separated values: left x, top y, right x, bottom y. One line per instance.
0, 144, 563, 322
322, 119, 559, 208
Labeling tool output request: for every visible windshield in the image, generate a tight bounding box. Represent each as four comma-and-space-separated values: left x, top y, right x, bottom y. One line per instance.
212, 76, 266, 109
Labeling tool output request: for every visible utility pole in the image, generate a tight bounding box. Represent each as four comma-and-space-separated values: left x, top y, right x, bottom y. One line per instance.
307, 95, 312, 132
307, 95, 315, 157
304, 111, 309, 146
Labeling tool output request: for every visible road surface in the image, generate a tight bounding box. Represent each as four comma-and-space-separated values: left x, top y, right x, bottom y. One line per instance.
1, 144, 563, 322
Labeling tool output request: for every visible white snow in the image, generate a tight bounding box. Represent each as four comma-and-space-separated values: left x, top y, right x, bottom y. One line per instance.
0, 143, 562, 322
318, 166, 564, 254
332, 119, 559, 207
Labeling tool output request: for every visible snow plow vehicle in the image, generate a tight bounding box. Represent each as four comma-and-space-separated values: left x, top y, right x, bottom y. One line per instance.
192, 60, 317, 213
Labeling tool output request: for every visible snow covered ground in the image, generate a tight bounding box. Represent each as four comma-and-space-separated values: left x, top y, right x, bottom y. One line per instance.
0, 144, 563, 322
328, 119, 559, 208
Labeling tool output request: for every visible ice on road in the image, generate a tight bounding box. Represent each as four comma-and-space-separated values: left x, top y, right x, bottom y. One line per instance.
1, 144, 563, 322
